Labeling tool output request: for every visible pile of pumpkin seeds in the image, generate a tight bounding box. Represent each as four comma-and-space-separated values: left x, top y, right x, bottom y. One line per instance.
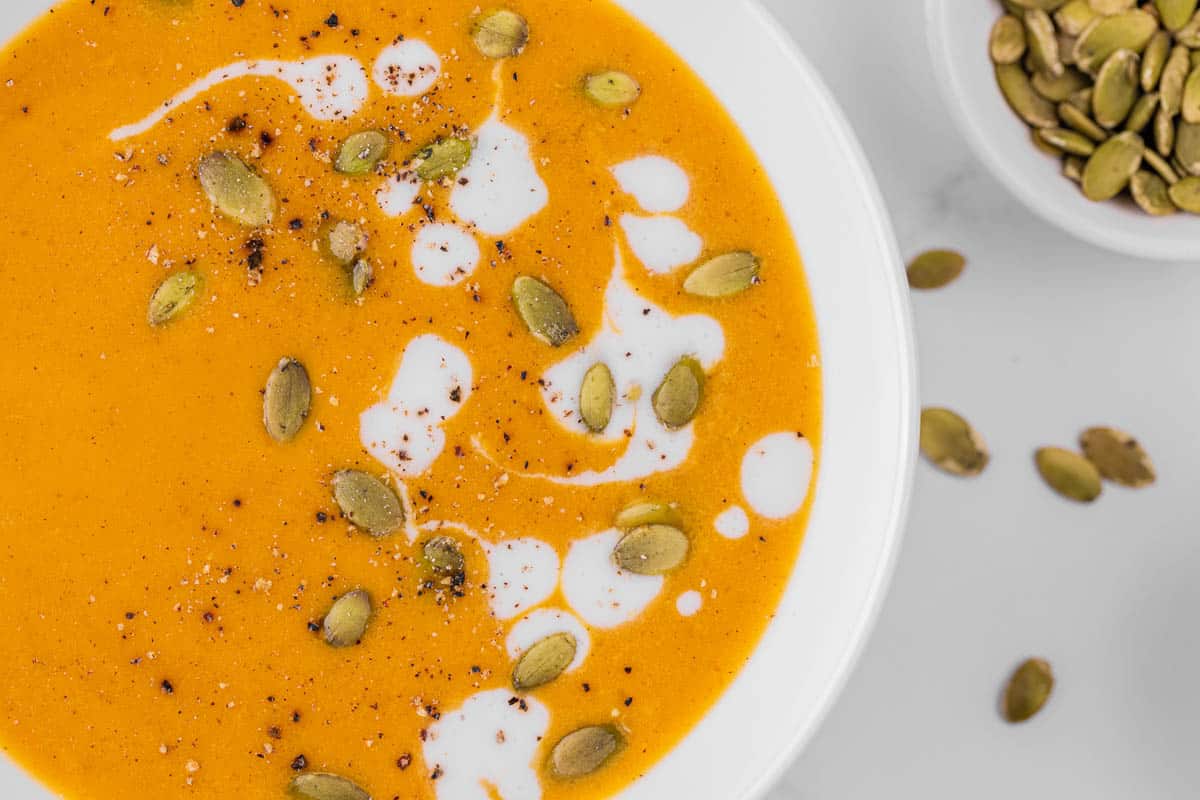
990, 0, 1200, 215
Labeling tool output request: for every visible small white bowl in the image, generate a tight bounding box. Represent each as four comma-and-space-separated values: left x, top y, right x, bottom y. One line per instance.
927, 0, 1200, 261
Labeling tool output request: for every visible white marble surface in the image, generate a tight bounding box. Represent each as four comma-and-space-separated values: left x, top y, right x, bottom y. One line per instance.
761, 1, 1200, 797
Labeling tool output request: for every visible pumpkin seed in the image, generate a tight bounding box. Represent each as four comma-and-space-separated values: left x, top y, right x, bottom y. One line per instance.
1025, 9, 1064, 77
1033, 128, 1065, 156
1058, 33, 1079, 66
320, 219, 368, 266
351, 259, 374, 297
1072, 10, 1157, 74
1067, 86, 1093, 112
331, 470, 405, 537
1056, 0, 1097, 36
1063, 155, 1086, 181
198, 151, 274, 227
613, 524, 689, 575
919, 408, 989, 477
511, 276, 579, 347
512, 632, 577, 691
1141, 30, 1171, 90
683, 251, 761, 297
1176, 9, 1200, 45
1144, 147, 1180, 181
1079, 426, 1156, 486
1092, 49, 1139, 127
1130, 169, 1178, 213
1156, 0, 1198, 30
288, 772, 371, 800
1182, 65, 1200, 122
579, 362, 615, 433
323, 589, 372, 648
583, 71, 641, 108
996, 63, 1059, 127
263, 357, 311, 443
990, 15, 1028, 64
334, 130, 389, 176
147, 270, 201, 326
1058, 100, 1108, 140
1008, 0, 1072, 8
1003, 659, 1055, 724
1168, 173, 1200, 209
1032, 67, 1090, 101
471, 9, 530, 59
1035, 447, 1103, 502
1081, 131, 1144, 200
1160, 44, 1191, 114
1191, 49, 1200, 70
1089, 0, 1135, 12
906, 249, 966, 290
1124, 90, 1159, 132
614, 500, 684, 531
422, 536, 466, 577
1175, 118, 1200, 170
548, 726, 621, 780
412, 137, 473, 182
1038, 127, 1098, 155
652, 357, 704, 430
1156, 106, 1177, 154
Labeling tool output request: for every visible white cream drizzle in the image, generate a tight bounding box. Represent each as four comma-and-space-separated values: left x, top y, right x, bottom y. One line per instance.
373, 39, 441, 96
450, 118, 549, 235
375, 170, 422, 218
612, 156, 690, 213
110, 56, 369, 141
562, 530, 664, 628
676, 590, 703, 617
411, 223, 481, 286
505, 608, 591, 672
619, 213, 703, 274
714, 506, 751, 540
741, 433, 814, 519
482, 538, 561, 621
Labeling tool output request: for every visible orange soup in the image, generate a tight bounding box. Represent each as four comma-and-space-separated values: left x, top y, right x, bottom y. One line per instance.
0, 1, 821, 798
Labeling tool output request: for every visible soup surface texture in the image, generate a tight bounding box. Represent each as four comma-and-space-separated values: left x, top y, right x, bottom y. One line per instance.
0, 1, 821, 798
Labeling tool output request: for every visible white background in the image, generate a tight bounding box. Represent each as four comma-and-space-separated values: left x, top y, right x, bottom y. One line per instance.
763, 1, 1199, 797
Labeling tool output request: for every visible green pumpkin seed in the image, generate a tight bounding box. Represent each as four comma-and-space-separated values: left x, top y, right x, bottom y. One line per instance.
1025, 9, 1064, 77
322, 589, 372, 648
1160, 44, 1191, 114
1072, 10, 1157, 74
1124, 91, 1159, 132
1063, 155, 1086, 181
1081, 131, 1144, 200
1008, 0, 1072, 9
583, 71, 641, 108
198, 151, 274, 227
1033, 128, 1064, 156
1058, 33, 1078, 66
1092, 49, 1139, 128
1032, 67, 1090, 101
1156, 0, 1198, 30
1143, 147, 1180, 182
288, 772, 371, 800
1079, 426, 1156, 487
1089, 0, 1135, 11
614, 500, 684, 531
919, 407, 989, 477
1035, 447, 1103, 502
906, 249, 966, 290
1056, 0, 1097, 36
1191, 50, 1200, 70
351, 259, 374, 297
1003, 659, 1055, 724
263, 357, 311, 443
1176, 9, 1200, 45
1176, 119, 1200, 171
1058, 99, 1108, 140
413, 137, 473, 182
320, 219, 368, 266
1167, 173, 1200, 209
580, 362, 615, 433
512, 632, 577, 691
1141, 30, 1170, 91
1130, 170, 1178, 213
1156, 106, 1177, 155
471, 9, 530, 59
1038, 127, 1098, 155
997, 63, 1058, 127
422, 536, 466, 577
652, 357, 704, 430
990, 15, 1028, 64
331, 470, 405, 537
683, 251, 761, 297
549, 726, 621, 780
1182, 65, 1200, 123
147, 270, 201, 326
1066, 86, 1093, 112
613, 524, 689, 575
511, 276, 579, 347
334, 130, 390, 176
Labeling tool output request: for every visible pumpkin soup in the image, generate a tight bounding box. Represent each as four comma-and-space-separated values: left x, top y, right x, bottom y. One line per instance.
0, 1, 821, 798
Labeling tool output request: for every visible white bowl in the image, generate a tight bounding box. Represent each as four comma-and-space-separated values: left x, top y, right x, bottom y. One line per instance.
928, 0, 1200, 261
0, 1, 916, 798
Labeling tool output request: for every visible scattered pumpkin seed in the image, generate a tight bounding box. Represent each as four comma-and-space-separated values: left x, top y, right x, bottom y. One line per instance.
683, 251, 761, 297
512, 632, 577, 692
322, 589, 372, 648
198, 151, 274, 227
1063, 154, 1086, 181
511, 276, 579, 347
1090, 0, 1135, 12
1176, 119, 1200, 171
1124, 90, 1159, 131
1035, 447, 1103, 502
147, 270, 201, 326
1038, 126, 1098, 155
1168, 173, 1200, 209
1032, 66, 1090, 101
1144, 147, 1180, 181
1056, 0, 1097, 36
320, 219, 368, 267
1026, 9, 1065, 76
1092, 49, 1140, 127
1183, 64, 1200, 122
613, 524, 689, 575
1081, 130, 1144, 200
1155, 106, 1177, 155
583, 71, 641, 108
1072, 10, 1157, 74
1160, 45, 1191, 114
652, 357, 705, 430
1130, 169, 1178, 213
288, 773, 371, 800
614, 500, 684, 531
1002, 658, 1055, 724
906, 249, 966, 290
1177, 8, 1200, 45
919, 408, 989, 477
413, 137, 473, 182
331, 470, 405, 537
1156, 0, 1199, 31
1057, 100, 1108, 140
263, 357, 311, 443
1079, 426, 1156, 486
471, 9, 530, 59
1141, 30, 1171, 90
351, 259, 374, 296
991, 15, 1029, 64
579, 362, 615, 433
334, 130, 389, 176
1033, 128, 1064, 155
422, 536, 466, 577
548, 726, 621, 780
996, 63, 1059, 127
